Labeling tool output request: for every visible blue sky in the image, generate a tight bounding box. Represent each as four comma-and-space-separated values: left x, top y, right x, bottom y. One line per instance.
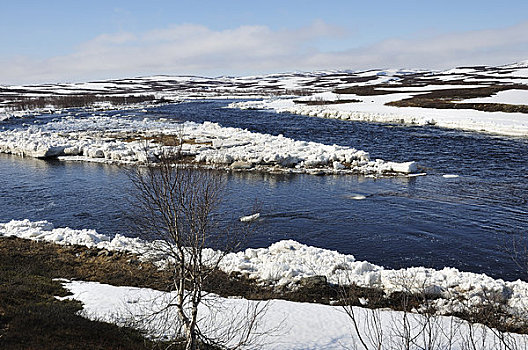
2, 0, 528, 84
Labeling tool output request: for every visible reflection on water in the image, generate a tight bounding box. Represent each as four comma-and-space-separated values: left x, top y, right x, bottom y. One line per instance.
1, 101, 527, 281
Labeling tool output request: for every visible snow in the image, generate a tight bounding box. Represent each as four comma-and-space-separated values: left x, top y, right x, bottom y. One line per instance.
229, 95, 528, 137
59, 280, 528, 349
3, 219, 528, 322
441, 68, 478, 75
379, 84, 485, 91
504, 68, 528, 78
274, 76, 313, 90
0, 219, 154, 256
462, 89, 528, 105
296, 91, 342, 101
0, 113, 418, 175
501, 60, 528, 69
432, 74, 467, 81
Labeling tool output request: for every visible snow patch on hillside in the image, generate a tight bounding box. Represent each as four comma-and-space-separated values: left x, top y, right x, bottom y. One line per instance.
462, 89, 528, 105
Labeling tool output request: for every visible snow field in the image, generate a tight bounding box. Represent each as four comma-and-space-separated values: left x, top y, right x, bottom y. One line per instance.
462, 89, 528, 105
3, 219, 528, 322
59, 280, 528, 349
0, 114, 418, 175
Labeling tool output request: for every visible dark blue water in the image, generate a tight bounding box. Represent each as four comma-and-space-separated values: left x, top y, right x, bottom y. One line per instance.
1, 101, 527, 280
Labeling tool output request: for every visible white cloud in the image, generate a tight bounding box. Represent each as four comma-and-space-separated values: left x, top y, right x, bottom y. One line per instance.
1, 20, 528, 84
295, 21, 528, 71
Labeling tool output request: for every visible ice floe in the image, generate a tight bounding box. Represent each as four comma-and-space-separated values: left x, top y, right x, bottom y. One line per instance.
239, 213, 261, 222
347, 194, 367, 200
0, 113, 418, 175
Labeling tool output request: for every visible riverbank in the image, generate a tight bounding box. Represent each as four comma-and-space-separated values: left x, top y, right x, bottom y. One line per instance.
2, 219, 528, 328
2, 230, 528, 349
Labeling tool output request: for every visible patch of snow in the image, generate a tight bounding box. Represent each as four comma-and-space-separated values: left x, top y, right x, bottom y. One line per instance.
441, 68, 478, 74
462, 89, 528, 105
379, 84, 485, 91
60, 280, 528, 349
511, 69, 528, 78
501, 60, 528, 69
0, 219, 154, 256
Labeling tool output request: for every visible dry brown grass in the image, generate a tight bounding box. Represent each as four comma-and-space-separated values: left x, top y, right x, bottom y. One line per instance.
0, 237, 159, 349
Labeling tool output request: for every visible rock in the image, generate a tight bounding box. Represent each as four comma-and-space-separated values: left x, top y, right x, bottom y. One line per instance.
424, 284, 445, 297
299, 275, 327, 289
221, 154, 234, 164
93, 149, 105, 158
231, 161, 253, 169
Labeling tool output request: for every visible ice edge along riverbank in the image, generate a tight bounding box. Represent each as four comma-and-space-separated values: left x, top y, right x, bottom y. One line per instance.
228, 98, 528, 137
2, 219, 528, 321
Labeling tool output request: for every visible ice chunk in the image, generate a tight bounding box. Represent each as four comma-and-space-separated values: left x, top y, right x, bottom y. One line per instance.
239, 213, 260, 222
383, 161, 418, 174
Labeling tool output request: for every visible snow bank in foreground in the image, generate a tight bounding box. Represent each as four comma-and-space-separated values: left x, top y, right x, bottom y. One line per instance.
3, 219, 528, 319
60, 281, 528, 349
0, 114, 417, 175
229, 98, 528, 137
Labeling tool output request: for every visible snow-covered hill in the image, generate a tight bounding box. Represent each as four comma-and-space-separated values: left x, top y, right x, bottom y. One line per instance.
1, 61, 527, 100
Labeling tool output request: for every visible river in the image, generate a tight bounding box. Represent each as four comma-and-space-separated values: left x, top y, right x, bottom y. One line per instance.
1, 100, 527, 280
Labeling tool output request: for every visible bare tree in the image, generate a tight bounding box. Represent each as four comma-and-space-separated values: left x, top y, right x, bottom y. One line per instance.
127, 141, 260, 350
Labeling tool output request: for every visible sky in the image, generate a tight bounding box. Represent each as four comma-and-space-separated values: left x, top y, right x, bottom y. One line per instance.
2, 0, 528, 84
